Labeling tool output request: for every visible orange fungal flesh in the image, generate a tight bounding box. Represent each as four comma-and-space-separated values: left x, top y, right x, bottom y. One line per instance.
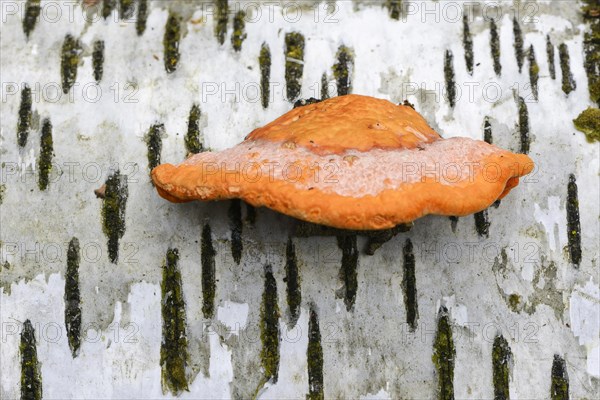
152, 94, 534, 230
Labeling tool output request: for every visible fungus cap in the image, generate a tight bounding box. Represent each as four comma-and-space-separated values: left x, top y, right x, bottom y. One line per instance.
152, 94, 534, 230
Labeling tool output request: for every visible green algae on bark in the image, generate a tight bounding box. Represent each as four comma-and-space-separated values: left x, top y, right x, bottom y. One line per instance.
164, 12, 182, 74
307, 304, 324, 400
285, 32, 305, 102
61, 34, 81, 94
551, 354, 569, 400
402, 239, 418, 331
432, 306, 454, 400
136, 0, 148, 36
102, 171, 128, 264
333, 45, 354, 96
201, 223, 216, 319
513, 17, 524, 73
518, 97, 530, 154
161, 248, 190, 395
547, 35, 556, 80
338, 235, 358, 312
228, 199, 243, 265
490, 19, 501, 76
38, 118, 53, 191
386, 0, 402, 20
492, 335, 512, 400
463, 14, 474, 75
582, 1, 600, 104
566, 174, 582, 267
215, 0, 229, 45
186, 104, 203, 154
259, 43, 271, 109
231, 11, 247, 52
65, 237, 82, 358
559, 43, 576, 95
573, 107, 600, 142
17, 84, 32, 147
22, 0, 41, 39
285, 237, 301, 328
260, 265, 280, 383
93, 40, 105, 83
20, 320, 42, 400
528, 45, 539, 101
146, 123, 164, 172
444, 50, 456, 108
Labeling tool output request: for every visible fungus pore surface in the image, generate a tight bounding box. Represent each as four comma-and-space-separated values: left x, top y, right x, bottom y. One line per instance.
152, 94, 534, 230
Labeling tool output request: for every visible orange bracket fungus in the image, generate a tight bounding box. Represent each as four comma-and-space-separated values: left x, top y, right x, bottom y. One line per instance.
152, 95, 534, 230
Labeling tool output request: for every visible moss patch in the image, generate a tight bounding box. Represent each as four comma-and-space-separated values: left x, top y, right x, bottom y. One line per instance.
65, 237, 81, 358
201, 224, 216, 319
463, 15, 474, 75
136, 0, 148, 36
573, 107, 600, 142
518, 97, 530, 154
146, 123, 164, 172
103, 0, 116, 19
528, 45, 539, 100
285, 32, 305, 102
513, 17, 524, 73
402, 239, 418, 330
386, 0, 402, 20
492, 335, 512, 400
490, 20, 501, 76
432, 307, 454, 400
38, 118, 53, 191
163, 12, 182, 74
260, 265, 280, 383
119, 0, 134, 19
22, 0, 41, 39
228, 199, 243, 265
559, 43, 576, 95
551, 354, 569, 399
101, 171, 128, 264
285, 237, 301, 327
17, 84, 32, 147
92, 40, 104, 83
259, 42, 271, 109
61, 34, 81, 94
508, 293, 521, 312
231, 11, 247, 52
307, 305, 324, 400
444, 50, 456, 108
20, 320, 42, 399
546, 35, 556, 80
333, 45, 354, 96
185, 104, 203, 154
215, 0, 228, 45
161, 248, 189, 395
582, 0, 600, 104
566, 174, 582, 267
